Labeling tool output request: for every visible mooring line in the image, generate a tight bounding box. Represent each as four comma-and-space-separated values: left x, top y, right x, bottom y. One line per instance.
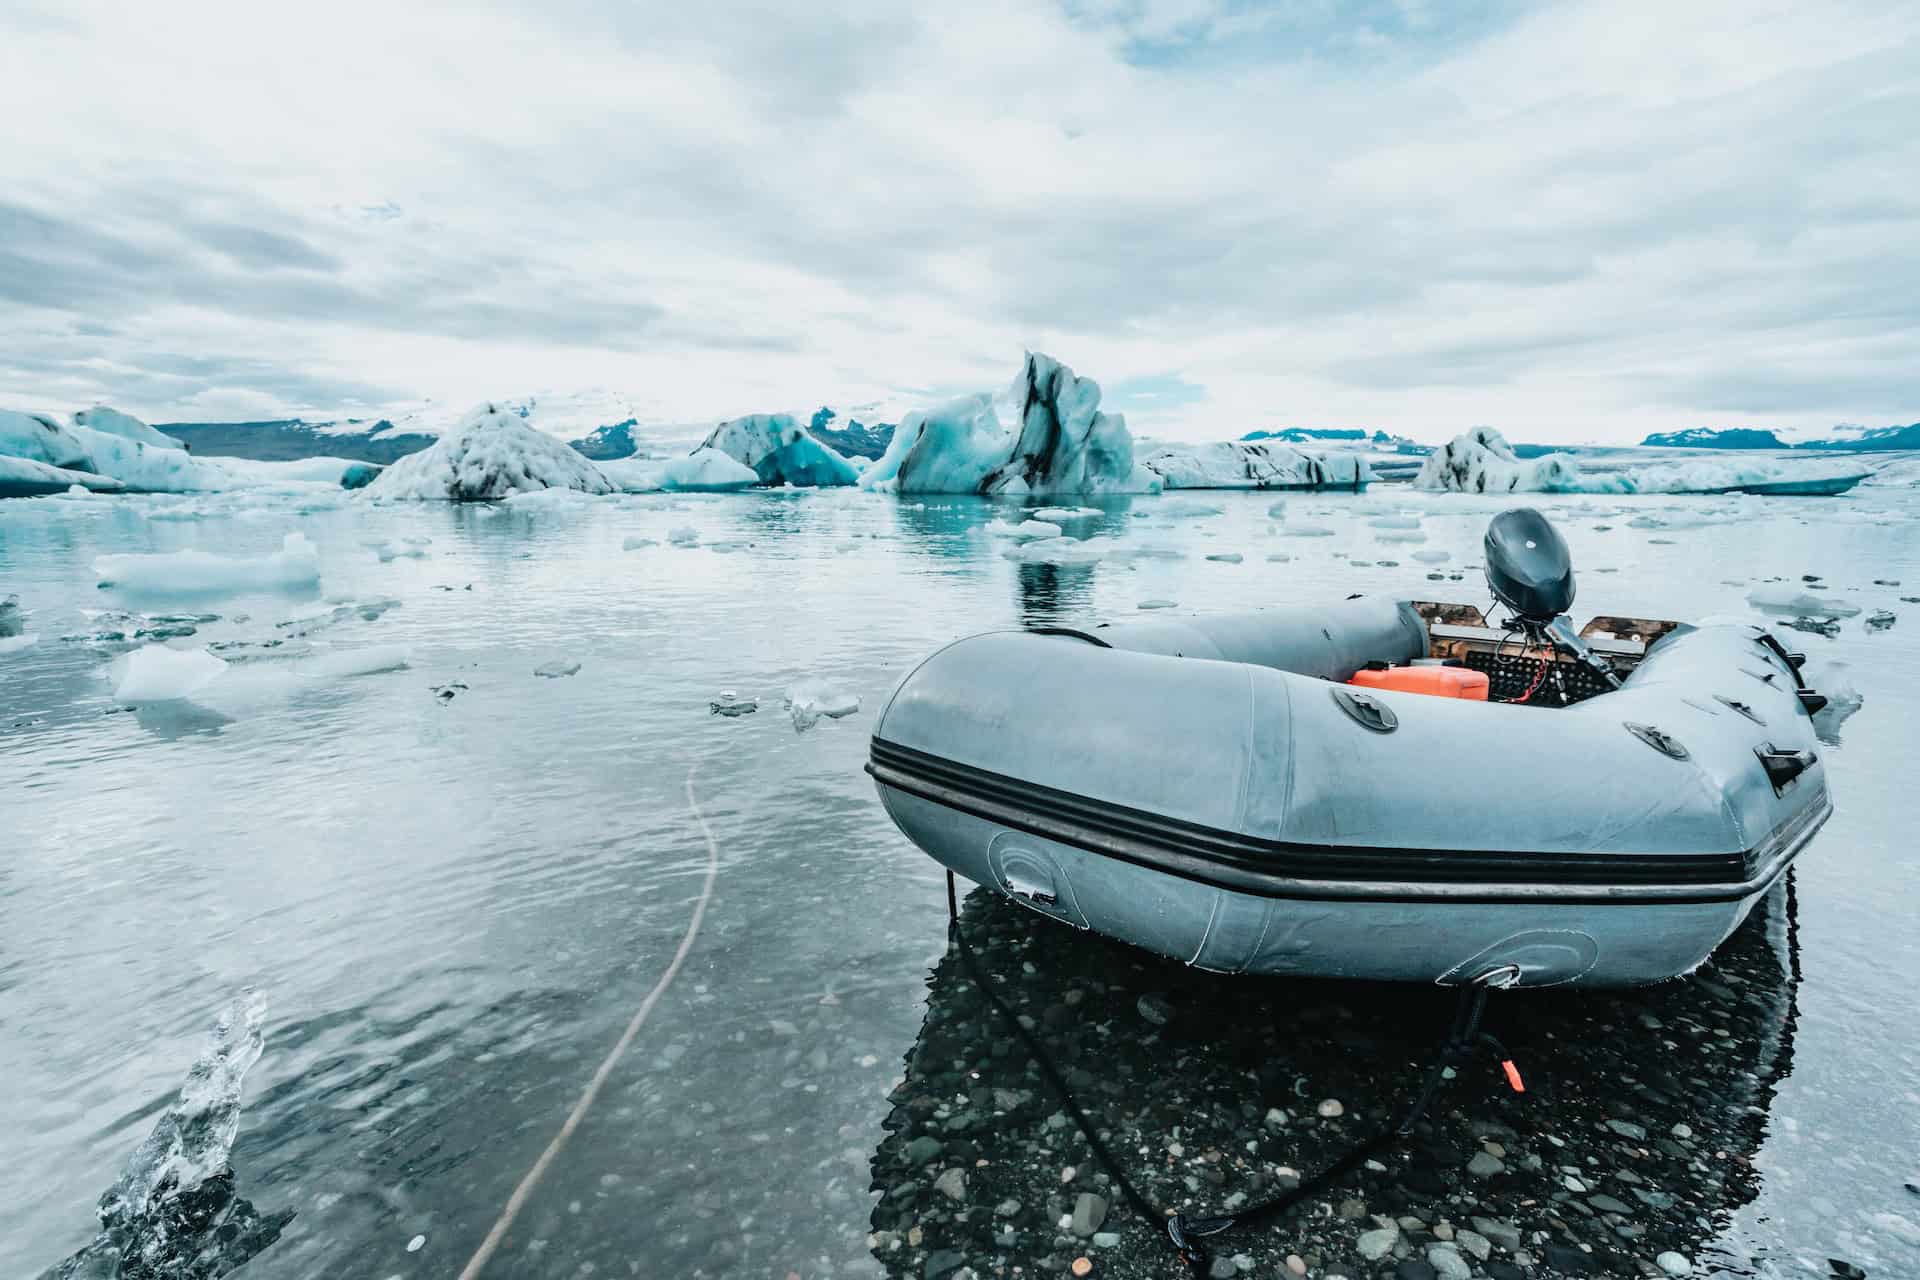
458, 761, 722, 1279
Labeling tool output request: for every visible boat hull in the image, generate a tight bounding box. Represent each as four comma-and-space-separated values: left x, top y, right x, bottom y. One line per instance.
870, 601, 1832, 987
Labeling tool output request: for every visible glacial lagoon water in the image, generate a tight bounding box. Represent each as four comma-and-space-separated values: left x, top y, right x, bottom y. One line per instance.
1, 484, 1917, 1279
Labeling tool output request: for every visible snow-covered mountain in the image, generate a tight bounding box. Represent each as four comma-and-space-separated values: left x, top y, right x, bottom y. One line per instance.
1642, 423, 1920, 451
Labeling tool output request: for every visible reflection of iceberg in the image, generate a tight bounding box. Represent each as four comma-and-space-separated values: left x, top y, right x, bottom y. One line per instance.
699, 415, 861, 487
1416, 428, 1868, 496
1140, 440, 1370, 491
870, 884, 1797, 1278
863, 353, 1160, 496
42, 992, 291, 1279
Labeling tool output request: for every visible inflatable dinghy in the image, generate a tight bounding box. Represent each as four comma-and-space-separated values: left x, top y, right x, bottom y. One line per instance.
868, 509, 1833, 988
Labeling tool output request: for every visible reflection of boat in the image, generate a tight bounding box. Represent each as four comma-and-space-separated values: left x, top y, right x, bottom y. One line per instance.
869, 880, 1800, 1278
869, 510, 1834, 987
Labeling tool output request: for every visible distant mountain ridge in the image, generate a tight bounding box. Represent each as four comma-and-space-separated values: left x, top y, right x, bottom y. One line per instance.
808, 407, 895, 460
1642, 423, 1920, 451
161, 419, 438, 464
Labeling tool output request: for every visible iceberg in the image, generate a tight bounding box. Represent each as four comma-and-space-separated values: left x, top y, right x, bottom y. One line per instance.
364, 403, 614, 500
1140, 441, 1371, 490
0, 407, 233, 493
699, 415, 861, 487
599, 448, 758, 493
862, 353, 1161, 496
1417, 427, 1871, 496
95, 532, 323, 595
0, 454, 128, 497
72, 406, 184, 450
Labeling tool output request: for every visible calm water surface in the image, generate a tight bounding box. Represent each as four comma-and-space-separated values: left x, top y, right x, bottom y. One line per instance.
1, 484, 1915, 1278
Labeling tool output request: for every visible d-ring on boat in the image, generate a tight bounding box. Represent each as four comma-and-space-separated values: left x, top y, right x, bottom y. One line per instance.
867, 509, 1833, 987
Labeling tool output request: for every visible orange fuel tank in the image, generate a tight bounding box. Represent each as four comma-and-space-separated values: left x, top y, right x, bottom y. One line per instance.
1349, 664, 1490, 701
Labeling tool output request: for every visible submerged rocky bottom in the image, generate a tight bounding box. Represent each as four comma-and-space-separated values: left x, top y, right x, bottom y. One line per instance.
871, 883, 1800, 1280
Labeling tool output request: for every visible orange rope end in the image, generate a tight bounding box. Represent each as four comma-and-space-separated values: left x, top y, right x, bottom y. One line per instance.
1501, 1059, 1526, 1093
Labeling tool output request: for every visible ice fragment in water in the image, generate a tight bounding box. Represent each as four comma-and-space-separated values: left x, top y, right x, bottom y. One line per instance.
535, 659, 582, 678
1205, 552, 1243, 563
1138, 599, 1178, 610
94, 533, 322, 596
785, 683, 861, 732
710, 691, 757, 717
1282, 525, 1334, 537
40, 990, 290, 1280
988, 518, 1063, 542
668, 526, 700, 546
300, 645, 411, 679
0, 593, 22, 636
1411, 550, 1451, 563
1031, 506, 1101, 522
1865, 610, 1896, 632
0, 632, 37, 655
1747, 585, 1862, 617
112, 645, 228, 702
621, 535, 659, 550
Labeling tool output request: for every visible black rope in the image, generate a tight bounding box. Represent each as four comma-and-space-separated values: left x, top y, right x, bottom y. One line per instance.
943, 870, 1522, 1275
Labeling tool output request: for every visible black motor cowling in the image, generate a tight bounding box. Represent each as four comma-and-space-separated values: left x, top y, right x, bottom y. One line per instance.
1485, 508, 1575, 624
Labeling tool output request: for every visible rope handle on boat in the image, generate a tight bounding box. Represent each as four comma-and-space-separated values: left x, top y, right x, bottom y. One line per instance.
942, 870, 1530, 1277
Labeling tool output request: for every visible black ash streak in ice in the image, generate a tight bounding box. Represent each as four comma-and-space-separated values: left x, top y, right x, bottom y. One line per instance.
42, 992, 290, 1280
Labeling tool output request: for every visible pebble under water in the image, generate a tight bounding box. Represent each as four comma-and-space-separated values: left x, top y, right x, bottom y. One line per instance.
1, 483, 1916, 1279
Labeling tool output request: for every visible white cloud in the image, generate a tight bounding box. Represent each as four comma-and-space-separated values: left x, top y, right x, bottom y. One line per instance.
0, 0, 1914, 443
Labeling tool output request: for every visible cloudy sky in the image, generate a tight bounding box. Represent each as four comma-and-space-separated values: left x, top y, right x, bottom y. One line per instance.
2, 0, 1915, 443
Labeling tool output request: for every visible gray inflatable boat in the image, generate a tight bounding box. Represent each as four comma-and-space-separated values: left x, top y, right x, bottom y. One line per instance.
868, 510, 1834, 988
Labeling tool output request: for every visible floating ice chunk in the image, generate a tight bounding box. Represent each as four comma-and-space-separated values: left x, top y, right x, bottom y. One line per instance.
301, 645, 411, 679
621, 535, 659, 550
95, 533, 322, 595
1419, 427, 1867, 496
1866, 610, 1896, 632
700, 415, 860, 487
785, 683, 861, 732
112, 644, 228, 701
1002, 537, 1114, 565
0, 593, 21, 637
1206, 552, 1244, 563
1265, 553, 1291, 562
535, 659, 582, 678
1142, 441, 1370, 490
1282, 525, 1335, 537
1803, 657, 1863, 744
0, 633, 37, 655
1158, 499, 1224, 518
1411, 550, 1451, 563
668, 526, 700, 546
1415, 428, 1592, 493
710, 691, 757, 717
600, 449, 759, 493
1138, 599, 1178, 610
1375, 528, 1428, 543
366, 403, 614, 500
1266, 500, 1288, 519
43, 991, 288, 1280
862, 352, 1160, 495
72, 405, 183, 449
365, 538, 429, 562
989, 518, 1064, 542
1368, 515, 1422, 529
1031, 506, 1102, 522
0, 453, 127, 497
1747, 585, 1862, 617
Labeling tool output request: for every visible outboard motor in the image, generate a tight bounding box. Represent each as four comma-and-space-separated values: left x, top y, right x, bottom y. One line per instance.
1484, 508, 1622, 690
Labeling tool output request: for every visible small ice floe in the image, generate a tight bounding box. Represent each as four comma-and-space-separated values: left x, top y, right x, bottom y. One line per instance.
710, 691, 757, 717
95, 533, 322, 596
1031, 506, 1102, 523
1747, 585, 1863, 618
1803, 658, 1863, 744
785, 683, 861, 732
1002, 538, 1112, 565
1205, 552, 1244, 564
1265, 553, 1291, 563
111, 644, 228, 702
40, 991, 290, 1280
1411, 550, 1450, 563
1865, 610, 1897, 632
668, 526, 700, 547
1137, 599, 1178, 610
1374, 528, 1428, 544
535, 659, 582, 678
989, 518, 1064, 542
0, 593, 22, 637
1266, 500, 1287, 519
1368, 515, 1421, 530
707, 540, 753, 554
621, 535, 659, 550
1281, 525, 1334, 538
431, 680, 468, 703
277, 599, 400, 639
1157, 499, 1223, 518
1782, 616, 1841, 638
